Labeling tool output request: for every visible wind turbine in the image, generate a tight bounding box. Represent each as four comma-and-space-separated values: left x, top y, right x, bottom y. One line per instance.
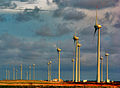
94, 6, 102, 83
73, 33, 79, 82
26, 71, 28, 80
105, 52, 109, 82
72, 59, 75, 82
57, 46, 61, 82
77, 43, 82, 82
8, 70, 10, 80
48, 62, 50, 81
21, 64, 22, 80
33, 64, 35, 80
13, 67, 15, 80
29, 65, 31, 80
49, 61, 52, 81
16, 69, 18, 80
100, 56, 103, 82
6, 68, 7, 80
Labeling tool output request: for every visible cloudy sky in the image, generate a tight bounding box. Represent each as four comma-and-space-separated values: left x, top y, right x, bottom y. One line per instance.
0, 0, 120, 81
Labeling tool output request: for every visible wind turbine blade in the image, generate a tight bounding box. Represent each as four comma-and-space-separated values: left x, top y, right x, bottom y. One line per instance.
94, 6, 98, 36
94, 28, 97, 36
96, 6, 98, 25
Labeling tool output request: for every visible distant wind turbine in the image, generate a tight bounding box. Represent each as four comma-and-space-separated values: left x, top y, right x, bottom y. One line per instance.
94, 6, 102, 83
73, 32, 79, 82
56, 44, 61, 82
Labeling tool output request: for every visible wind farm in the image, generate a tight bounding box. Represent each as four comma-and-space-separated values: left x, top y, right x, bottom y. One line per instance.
0, 0, 120, 88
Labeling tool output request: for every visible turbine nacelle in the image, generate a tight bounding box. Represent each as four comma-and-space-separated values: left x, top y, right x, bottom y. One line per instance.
57, 48, 61, 52
73, 36, 79, 41
77, 43, 82, 47
72, 59, 75, 62
105, 53, 109, 56
94, 24, 102, 35
49, 61, 52, 64
100, 56, 103, 60
97, 24, 102, 29
94, 24, 102, 29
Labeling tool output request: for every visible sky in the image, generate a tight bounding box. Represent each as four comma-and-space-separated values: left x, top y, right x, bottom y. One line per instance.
0, 0, 120, 81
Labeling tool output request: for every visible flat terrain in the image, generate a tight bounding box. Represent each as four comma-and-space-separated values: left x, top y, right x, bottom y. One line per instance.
0, 80, 120, 88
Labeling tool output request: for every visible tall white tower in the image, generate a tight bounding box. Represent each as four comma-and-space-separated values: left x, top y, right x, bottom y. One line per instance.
73, 34, 79, 82
72, 59, 75, 82
29, 65, 31, 80
77, 43, 82, 82
100, 56, 103, 82
94, 7, 102, 83
48, 62, 50, 81
33, 64, 35, 80
49, 61, 52, 81
57, 48, 61, 82
105, 53, 109, 82
21, 64, 22, 80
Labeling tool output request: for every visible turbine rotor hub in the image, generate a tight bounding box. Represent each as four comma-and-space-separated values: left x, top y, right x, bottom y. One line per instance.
77, 43, 82, 47
57, 48, 61, 52
105, 53, 109, 56
73, 36, 79, 41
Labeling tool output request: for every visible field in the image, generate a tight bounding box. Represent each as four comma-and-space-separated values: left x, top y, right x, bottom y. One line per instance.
0, 80, 120, 88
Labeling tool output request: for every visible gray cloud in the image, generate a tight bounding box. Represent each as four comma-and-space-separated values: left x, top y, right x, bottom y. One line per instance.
53, 8, 64, 17
0, 15, 6, 22
20, 0, 29, 2
0, 34, 55, 65
53, 8, 86, 21
114, 20, 120, 28
53, 0, 119, 9
63, 9, 86, 21
0, 2, 17, 9
15, 6, 43, 22
36, 23, 72, 37
100, 12, 115, 24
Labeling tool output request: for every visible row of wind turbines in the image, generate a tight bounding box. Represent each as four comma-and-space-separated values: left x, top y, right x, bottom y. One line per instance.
5, 64, 35, 80
47, 7, 110, 83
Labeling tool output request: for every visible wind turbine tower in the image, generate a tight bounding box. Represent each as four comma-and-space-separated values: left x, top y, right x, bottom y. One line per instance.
16, 69, 18, 80
94, 7, 102, 83
6, 69, 7, 80
26, 71, 28, 80
49, 61, 52, 81
21, 64, 22, 80
72, 59, 75, 82
29, 65, 31, 80
100, 56, 103, 82
33, 64, 35, 80
48, 62, 50, 81
105, 53, 109, 82
57, 47, 61, 82
77, 43, 82, 82
13, 67, 15, 80
73, 33, 79, 82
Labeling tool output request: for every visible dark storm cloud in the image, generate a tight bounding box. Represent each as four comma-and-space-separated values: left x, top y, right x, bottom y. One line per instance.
114, 22, 120, 28
36, 23, 72, 37
15, 6, 42, 22
53, 8, 64, 17
0, 15, 6, 22
53, 8, 86, 21
63, 9, 86, 21
0, 1, 17, 9
20, 0, 29, 2
100, 12, 115, 24
0, 34, 56, 65
53, 0, 119, 9
113, 17, 120, 28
